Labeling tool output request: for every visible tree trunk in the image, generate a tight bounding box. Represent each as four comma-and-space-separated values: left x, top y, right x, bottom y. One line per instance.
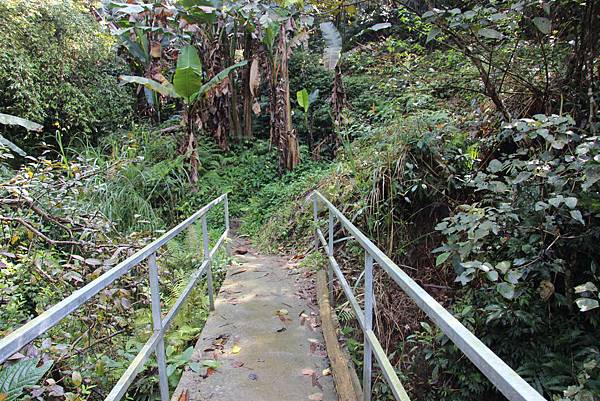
274, 22, 299, 171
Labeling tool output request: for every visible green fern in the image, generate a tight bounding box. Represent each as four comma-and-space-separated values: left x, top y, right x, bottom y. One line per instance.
0, 358, 53, 401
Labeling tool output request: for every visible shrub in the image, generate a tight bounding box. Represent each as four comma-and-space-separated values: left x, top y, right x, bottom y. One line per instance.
0, 0, 133, 151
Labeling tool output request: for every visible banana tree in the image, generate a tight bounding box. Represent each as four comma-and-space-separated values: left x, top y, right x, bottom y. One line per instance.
296, 88, 319, 156
120, 45, 247, 184
106, 1, 178, 119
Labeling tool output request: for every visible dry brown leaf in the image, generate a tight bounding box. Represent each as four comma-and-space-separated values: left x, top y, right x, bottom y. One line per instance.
150, 41, 161, 58
177, 389, 189, 401
249, 58, 260, 97
252, 101, 261, 115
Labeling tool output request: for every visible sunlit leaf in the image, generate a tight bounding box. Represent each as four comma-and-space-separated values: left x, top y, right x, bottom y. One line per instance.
575, 297, 599, 312
173, 45, 203, 102
496, 282, 515, 299
0, 113, 43, 132
477, 28, 503, 40
119, 76, 177, 97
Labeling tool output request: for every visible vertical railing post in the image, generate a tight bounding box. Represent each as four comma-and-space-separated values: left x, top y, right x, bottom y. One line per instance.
327, 209, 335, 303
313, 193, 319, 250
149, 253, 169, 401
363, 252, 374, 401
224, 194, 231, 257
202, 215, 215, 311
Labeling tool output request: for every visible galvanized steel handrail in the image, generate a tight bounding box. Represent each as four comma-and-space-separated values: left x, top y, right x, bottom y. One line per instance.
0, 194, 231, 401
311, 190, 546, 401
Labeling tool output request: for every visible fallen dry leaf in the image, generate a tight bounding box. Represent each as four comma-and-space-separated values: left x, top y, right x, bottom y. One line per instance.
308, 393, 323, 401
232, 345, 241, 354
177, 389, 189, 401
302, 368, 315, 376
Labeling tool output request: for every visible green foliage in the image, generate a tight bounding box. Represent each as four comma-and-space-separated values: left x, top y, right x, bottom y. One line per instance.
289, 51, 334, 145
83, 127, 189, 233
173, 45, 203, 103
0, 358, 53, 401
0, 0, 133, 148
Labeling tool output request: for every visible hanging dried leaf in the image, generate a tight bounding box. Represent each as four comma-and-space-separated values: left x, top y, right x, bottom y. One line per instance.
252, 101, 261, 115
249, 58, 260, 97
150, 41, 161, 58
320, 22, 342, 70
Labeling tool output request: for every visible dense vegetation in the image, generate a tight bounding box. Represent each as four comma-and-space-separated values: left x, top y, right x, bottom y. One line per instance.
0, 0, 598, 400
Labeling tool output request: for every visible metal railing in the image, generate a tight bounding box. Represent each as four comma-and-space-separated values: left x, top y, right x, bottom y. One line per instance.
0, 194, 231, 401
311, 191, 546, 401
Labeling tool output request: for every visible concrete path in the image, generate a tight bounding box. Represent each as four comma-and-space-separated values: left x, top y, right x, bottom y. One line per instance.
171, 238, 338, 401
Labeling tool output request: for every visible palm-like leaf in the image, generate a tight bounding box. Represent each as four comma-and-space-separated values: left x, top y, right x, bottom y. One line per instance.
119, 76, 177, 97
0, 113, 43, 131
194, 60, 248, 101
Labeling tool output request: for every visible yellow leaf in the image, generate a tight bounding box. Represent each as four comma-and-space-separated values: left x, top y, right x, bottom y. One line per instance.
0, 392, 7, 401
231, 345, 241, 354
10, 234, 19, 245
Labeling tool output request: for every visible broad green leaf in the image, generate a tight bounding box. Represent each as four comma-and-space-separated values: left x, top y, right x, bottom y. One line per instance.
575, 282, 598, 294
195, 60, 248, 100
570, 209, 585, 225
506, 270, 523, 284
512, 171, 531, 184
202, 359, 220, 369
477, 28, 503, 40
189, 362, 202, 373
320, 22, 342, 70
486, 270, 499, 282
117, 35, 149, 65
426, 27, 441, 43
297, 89, 309, 113
435, 252, 451, 266
0, 113, 43, 132
119, 76, 177, 97
0, 358, 53, 401
487, 159, 503, 173
496, 282, 515, 299
262, 22, 280, 53
533, 17, 551, 34
564, 197, 577, 209
174, 45, 203, 102
575, 297, 599, 312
